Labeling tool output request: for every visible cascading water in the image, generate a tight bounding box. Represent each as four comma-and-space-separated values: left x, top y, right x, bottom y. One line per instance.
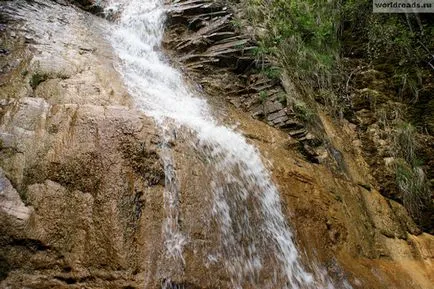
107, 0, 341, 288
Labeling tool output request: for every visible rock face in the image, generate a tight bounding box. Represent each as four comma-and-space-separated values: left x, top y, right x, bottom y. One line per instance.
0, 1, 433, 289
165, 0, 310, 136
0, 1, 164, 287
53, 0, 105, 14
225, 105, 434, 289
164, 0, 336, 166
0, 168, 32, 221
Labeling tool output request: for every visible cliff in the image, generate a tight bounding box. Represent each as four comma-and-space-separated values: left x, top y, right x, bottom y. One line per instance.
0, 1, 433, 288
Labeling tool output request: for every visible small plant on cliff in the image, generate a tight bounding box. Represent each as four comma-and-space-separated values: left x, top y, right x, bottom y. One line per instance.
394, 122, 417, 166
293, 100, 314, 122
30, 72, 49, 89
392, 122, 431, 222
259, 90, 268, 103
394, 160, 430, 221
262, 66, 281, 80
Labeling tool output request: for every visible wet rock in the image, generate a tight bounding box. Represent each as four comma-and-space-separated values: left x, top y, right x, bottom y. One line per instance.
67, 0, 104, 14
389, 200, 422, 236
277, 119, 304, 130
251, 105, 265, 119
361, 190, 408, 239
0, 1, 433, 289
266, 109, 286, 122
272, 115, 289, 125
0, 3, 164, 287
0, 168, 32, 222
165, 0, 299, 135
288, 128, 307, 138
264, 101, 284, 114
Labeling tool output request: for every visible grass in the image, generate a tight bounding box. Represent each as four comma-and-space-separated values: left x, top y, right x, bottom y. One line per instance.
293, 100, 314, 122
259, 90, 268, 103
394, 122, 417, 165
392, 122, 431, 221
245, 0, 340, 92
394, 160, 430, 221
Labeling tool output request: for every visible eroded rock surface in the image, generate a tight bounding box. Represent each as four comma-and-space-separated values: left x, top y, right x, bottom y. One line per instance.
227, 106, 434, 289
0, 1, 433, 289
0, 1, 164, 287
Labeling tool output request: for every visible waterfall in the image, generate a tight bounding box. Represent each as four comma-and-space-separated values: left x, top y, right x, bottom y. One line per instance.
108, 0, 337, 288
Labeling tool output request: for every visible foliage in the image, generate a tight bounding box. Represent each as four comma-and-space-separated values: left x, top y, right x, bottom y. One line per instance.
341, 0, 433, 101
392, 122, 431, 221
316, 88, 346, 119
30, 72, 49, 89
394, 159, 430, 221
243, 0, 433, 103
262, 66, 281, 79
293, 100, 314, 122
277, 92, 287, 105
245, 0, 340, 90
259, 90, 268, 103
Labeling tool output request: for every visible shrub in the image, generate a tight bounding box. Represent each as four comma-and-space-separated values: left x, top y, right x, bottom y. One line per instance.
392, 122, 431, 221
29, 72, 49, 89
342, 0, 433, 101
394, 159, 430, 221
244, 0, 340, 91
293, 100, 314, 122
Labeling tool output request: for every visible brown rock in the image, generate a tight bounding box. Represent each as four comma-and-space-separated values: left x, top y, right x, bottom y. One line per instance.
264, 101, 284, 114
1, 2, 433, 289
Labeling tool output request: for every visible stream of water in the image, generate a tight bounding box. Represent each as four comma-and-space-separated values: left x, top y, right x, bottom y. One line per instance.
108, 0, 337, 288
1, 0, 339, 287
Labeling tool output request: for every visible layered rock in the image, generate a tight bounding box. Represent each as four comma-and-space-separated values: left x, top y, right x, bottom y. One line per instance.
0, 1, 163, 287
163, 0, 434, 288
0, 1, 433, 289
164, 0, 325, 163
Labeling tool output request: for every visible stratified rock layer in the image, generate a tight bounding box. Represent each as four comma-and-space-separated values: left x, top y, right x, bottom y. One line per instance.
0, 1, 433, 289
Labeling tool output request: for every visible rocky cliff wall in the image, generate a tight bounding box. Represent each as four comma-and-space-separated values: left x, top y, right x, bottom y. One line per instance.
0, 1, 432, 288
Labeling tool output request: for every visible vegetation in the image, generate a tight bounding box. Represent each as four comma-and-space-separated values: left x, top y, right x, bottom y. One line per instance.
341, 1, 433, 101
245, 0, 340, 91
394, 160, 430, 222
259, 90, 268, 103
392, 122, 431, 223
29, 72, 49, 89
237, 0, 433, 230
240, 0, 433, 100
293, 99, 314, 122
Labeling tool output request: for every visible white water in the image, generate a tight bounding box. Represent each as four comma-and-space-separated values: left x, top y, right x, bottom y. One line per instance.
107, 0, 337, 288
